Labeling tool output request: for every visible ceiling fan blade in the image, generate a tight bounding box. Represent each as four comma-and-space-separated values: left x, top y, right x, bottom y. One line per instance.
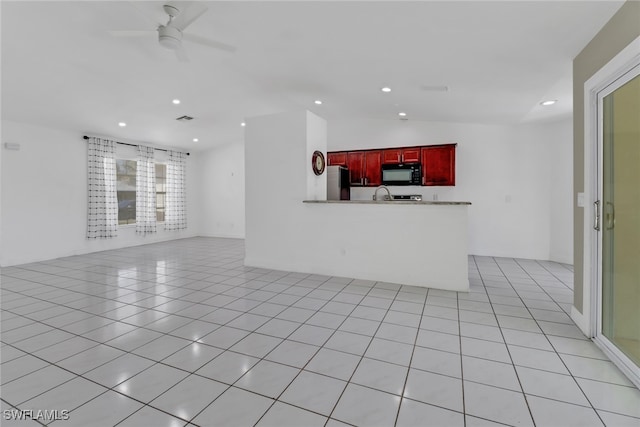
183, 33, 236, 53
108, 30, 157, 37
172, 2, 208, 31
175, 47, 189, 63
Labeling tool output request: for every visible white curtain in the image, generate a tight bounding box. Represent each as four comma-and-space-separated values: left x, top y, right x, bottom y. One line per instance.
87, 137, 118, 239
136, 145, 157, 235
165, 150, 187, 230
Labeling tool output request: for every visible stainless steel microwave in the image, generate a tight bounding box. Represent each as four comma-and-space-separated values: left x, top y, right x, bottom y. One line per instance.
381, 163, 422, 186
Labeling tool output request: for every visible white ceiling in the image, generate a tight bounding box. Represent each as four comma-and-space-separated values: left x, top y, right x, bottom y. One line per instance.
1, 1, 624, 151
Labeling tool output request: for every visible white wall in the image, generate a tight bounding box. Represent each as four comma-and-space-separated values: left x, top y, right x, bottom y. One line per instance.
306, 116, 328, 201
329, 118, 573, 262
198, 141, 245, 238
0, 122, 3, 265
0, 120, 201, 266
546, 120, 574, 264
244, 110, 469, 290
244, 110, 325, 269
189, 116, 574, 263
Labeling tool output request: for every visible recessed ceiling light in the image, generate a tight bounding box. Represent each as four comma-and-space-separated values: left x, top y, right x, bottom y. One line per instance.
193, 138, 198, 142
541, 100, 557, 106
398, 112, 407, 117
381, 87, 391, 93
172, 99, 181, 105
118, 122, 127, 127
314, 100, 322, 105
241, 122, 246, 127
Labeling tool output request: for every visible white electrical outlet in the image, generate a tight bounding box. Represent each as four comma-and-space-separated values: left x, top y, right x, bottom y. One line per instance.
577, 192, 585, 207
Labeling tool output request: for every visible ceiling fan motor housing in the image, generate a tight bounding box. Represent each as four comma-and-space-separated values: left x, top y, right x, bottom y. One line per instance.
158, 25, 182, 50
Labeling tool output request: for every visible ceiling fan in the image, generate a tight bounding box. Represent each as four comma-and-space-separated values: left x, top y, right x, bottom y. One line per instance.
110, 1, 236, 62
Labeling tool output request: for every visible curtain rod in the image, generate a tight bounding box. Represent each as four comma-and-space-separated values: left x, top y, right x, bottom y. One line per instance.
83, 135, 190, 156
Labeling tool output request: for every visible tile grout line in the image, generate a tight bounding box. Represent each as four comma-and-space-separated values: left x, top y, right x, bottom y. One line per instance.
182, 277, 390, 424
323, 284, 405, 426
3, 240, 636, 426
246, 279, 365, 427
480, 256, 537, 427
392, 287, 430, 427
1, 245, 281, 426
491, 256, 620, 424
456, 273, 467, 427
113, 274, 345, 426
1, 263, 328, 424
509, 258, 609, 426
532, 259, 574, 290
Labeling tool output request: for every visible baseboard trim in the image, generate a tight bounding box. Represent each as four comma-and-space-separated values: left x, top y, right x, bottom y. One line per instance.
571, 305, 591, 337
198, 233, 245, 239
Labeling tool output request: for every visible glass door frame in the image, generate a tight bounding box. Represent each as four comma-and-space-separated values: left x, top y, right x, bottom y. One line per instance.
594, 64, 640, 388
582, 35, 640, 389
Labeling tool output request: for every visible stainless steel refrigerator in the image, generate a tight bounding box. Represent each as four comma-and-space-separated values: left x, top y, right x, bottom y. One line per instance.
327, 165, 350, 200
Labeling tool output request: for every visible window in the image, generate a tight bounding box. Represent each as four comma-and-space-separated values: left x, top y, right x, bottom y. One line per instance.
116, 159, 166, 225
116, 159, 136, 225
155, 163, 166, 222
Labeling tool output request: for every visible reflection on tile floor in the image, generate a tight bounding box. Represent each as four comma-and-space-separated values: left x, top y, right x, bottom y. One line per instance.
1, 237, 639, 426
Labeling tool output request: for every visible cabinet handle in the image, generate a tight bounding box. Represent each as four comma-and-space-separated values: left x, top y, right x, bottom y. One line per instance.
364, 177, 368, 185
593, 200, 600, 231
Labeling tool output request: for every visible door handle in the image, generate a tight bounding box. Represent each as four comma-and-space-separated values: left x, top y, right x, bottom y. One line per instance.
605, 202, 615, 230
594, 200, 600, 231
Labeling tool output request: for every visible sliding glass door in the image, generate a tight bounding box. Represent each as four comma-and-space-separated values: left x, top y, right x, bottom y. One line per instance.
598, 68, 640, 375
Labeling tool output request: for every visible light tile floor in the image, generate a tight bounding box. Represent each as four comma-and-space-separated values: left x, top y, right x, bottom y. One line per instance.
1, 237, 639, 426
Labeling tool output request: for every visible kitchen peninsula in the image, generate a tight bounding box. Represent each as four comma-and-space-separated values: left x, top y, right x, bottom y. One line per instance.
301, 200, 471, 291
245, 110, 471, 293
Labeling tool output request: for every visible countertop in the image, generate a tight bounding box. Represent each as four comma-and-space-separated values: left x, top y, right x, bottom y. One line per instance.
303, 200, 472, 205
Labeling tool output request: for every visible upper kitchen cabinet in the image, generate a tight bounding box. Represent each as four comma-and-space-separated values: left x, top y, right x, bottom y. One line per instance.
327, 143, 456, 187
347, 152, 364, 185
327, 152, 347, 166
364, 150, 382, 186
421, 144, 456, 186
347, 150, 382, 186
382, 147, 421, 164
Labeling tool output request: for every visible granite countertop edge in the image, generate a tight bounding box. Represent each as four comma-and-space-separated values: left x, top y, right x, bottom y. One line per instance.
303, 200, 472, 205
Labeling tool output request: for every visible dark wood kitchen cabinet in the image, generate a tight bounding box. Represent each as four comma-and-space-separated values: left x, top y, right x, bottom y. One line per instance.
347, 150, 382, 186
347, 152, 364, 185
421, 144, 456, 186
382, 149, 402, 164
327, 143, 456, 187
364, 150, 382, 186
382, 147, 421, 164
401, 147, 421, 163
327, 152, 347, 166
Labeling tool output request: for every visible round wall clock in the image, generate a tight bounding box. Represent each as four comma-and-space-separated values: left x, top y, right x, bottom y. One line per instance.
312, 150, 325, 176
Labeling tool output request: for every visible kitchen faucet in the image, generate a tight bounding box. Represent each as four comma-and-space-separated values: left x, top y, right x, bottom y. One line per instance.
373, 185, 392, 201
